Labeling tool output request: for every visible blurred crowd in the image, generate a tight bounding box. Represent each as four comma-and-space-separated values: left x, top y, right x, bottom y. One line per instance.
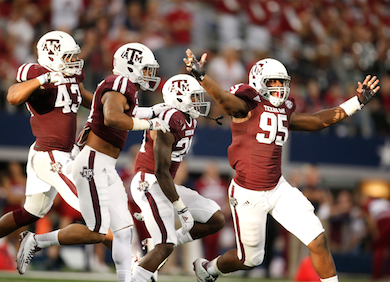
0, 0, 390, 136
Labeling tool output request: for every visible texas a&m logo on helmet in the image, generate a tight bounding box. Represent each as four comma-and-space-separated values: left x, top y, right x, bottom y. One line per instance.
250, 63, 264, 78
170, 79, 190, 95
120, 48, 143, 66
42, 39, 61, 54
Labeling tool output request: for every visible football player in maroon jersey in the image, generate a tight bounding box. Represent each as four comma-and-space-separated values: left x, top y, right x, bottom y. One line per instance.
1, 30, 93, 246
184, 49, 380, 282
15, 43, 170, 282
130, 74, 225, 282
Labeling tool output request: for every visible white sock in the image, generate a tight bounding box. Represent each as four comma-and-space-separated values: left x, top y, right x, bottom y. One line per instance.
321, 275, 339, 282
112, 227, 133, 282
35, 230, 60, 248
117, 270, 131, 282
132, 266, 154, 282
175, 229, 193, 245
207, 256, 223, 276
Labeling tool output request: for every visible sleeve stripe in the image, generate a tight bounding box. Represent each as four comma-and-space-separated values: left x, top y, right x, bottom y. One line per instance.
162, 108, 176, 124
16, 63, 32, 82
20, 63, 34, 82
112, 76, 122, 92
120, 77, 128, 94
111, 75, 128, 95
16, 63, 27, 82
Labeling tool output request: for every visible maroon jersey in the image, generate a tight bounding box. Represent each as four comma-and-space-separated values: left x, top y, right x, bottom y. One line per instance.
86, 75, 138, 151
228, 83, 296, 191
134, 108, 197, 178
16, 63, 85, 152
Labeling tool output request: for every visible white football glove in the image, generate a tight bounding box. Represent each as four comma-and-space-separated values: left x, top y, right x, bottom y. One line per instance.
151, 103, 171, 117
173, 197, 194, 234
148, 117, 170, 133
177, 207, 194, 234
37, 71, 66, 86
48, 72, 67, 86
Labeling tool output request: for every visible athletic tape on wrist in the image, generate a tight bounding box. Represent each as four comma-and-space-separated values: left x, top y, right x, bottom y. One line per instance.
172, 197, 187, 211
36, 74, 48, 85
131, 117, 151, 131
339, 96, 362, 116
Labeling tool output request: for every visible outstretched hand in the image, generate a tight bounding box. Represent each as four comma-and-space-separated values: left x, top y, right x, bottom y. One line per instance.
357, 75, 380, 106
184, 49, 207, 82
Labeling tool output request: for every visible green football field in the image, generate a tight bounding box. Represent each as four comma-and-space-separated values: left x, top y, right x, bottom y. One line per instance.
0, 270, 371, 282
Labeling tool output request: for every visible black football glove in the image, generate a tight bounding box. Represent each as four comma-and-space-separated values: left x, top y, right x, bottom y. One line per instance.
357, 84, 376, 106
188, 56, 206, 82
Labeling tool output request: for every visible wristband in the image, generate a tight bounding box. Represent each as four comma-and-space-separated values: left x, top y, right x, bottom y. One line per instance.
339, 96, 362, 116
177, 207, 188, 214
36, 74, 48, 85
131, 117, 151, 131
172, 197, 187, 211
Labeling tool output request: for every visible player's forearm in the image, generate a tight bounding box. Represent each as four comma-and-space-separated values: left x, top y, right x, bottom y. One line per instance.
7, 80, 40, 105
201, 75, 248, 117
313, 107, 349, 129
200, 75, 227, 103
155, 170, 179, 203
317, 107, 348, 127
290, 107, 349, 131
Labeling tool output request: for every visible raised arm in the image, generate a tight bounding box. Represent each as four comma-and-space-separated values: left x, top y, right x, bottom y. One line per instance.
184, 49, 249, 118
289, 108, 347, 131
290, 75, 380, 131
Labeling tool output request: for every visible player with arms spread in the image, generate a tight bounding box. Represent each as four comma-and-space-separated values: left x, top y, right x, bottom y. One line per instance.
130, 74, 225, 282
1, 30, 93, 255
184, 50, 380, 282
16, 43, 170, 282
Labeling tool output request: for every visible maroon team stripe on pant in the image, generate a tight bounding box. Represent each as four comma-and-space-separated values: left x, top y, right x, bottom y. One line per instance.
231, 185, 246, 263
145, 191, 168, 243
48, 151, 77, 196
87, 151, 102, 233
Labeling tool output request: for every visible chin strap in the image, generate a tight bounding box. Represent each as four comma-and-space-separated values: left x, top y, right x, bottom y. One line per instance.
204, 115, 224, 125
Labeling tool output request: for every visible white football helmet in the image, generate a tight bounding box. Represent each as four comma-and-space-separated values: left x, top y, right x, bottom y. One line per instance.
162, 74, 210, 119
37, 31, 83, 76
113, 43, 161, 91
249, 58, 291, 107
